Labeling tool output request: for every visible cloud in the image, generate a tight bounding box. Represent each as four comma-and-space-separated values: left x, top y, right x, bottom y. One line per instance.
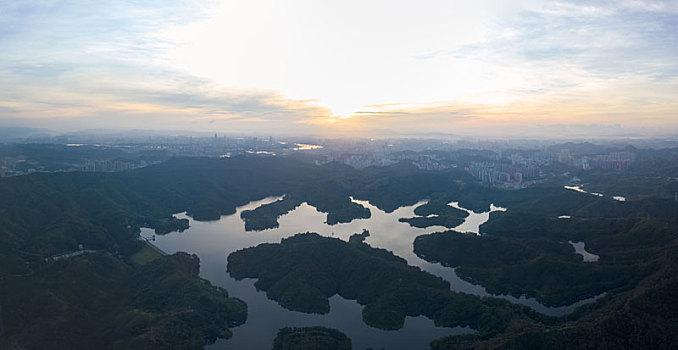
0, 0, 676, 138
0, 52, 334, 132
0, 1, 335, 133
332, 80, 678, 138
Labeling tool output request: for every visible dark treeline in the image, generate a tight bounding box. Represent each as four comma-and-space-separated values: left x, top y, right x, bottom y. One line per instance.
0, 152, 677, 349
399, 199, 469, 228
228, 232, 542, 333
0, 155, 487, 349
272, 326, 351, 350
0, 252, 246, 349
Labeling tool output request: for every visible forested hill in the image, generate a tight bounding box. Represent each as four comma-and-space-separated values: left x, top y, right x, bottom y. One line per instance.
0, 155, 479, 349
0, 154, 677, 349
0, 155, 481, 259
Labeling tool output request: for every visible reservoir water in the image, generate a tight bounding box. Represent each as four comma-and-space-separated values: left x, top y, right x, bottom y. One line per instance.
569, 241, 600, 262
564, 185, 626, 202
142, 197, 599, 349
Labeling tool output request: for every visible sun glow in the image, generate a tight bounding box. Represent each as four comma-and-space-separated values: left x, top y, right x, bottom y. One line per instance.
156, 0, 531, 121
2, 0, 677, 136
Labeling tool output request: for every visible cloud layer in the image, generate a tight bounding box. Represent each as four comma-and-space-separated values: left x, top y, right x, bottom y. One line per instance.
0, 0, 676, 137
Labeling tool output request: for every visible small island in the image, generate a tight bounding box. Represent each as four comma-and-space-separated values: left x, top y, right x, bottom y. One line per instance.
227, 232, 539, 333
240, 194, 371, 231
241, 196, 302, 231
398, 200, 469, 229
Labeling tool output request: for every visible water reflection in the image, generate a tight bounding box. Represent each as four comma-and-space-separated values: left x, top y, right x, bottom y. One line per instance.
564, 185, 604, 197
143, 196, 602, 348
565, 185, 626, 202
344, 199, 599, 316
141, 197, 467, 350
447, 201, 506, 235
569, 241, 600, 262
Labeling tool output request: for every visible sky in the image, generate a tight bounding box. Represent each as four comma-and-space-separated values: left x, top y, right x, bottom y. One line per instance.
0, 0, 677, 138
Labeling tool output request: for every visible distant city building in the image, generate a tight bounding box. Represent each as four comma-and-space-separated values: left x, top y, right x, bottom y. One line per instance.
592, 152, 634, 170
81, 159, 146, 172
467, 162, 541, 188
556, 150, 634, 171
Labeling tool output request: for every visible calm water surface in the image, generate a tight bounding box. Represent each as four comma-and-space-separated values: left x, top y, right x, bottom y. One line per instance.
143, 197, 599, 349
569, 241, 600, 262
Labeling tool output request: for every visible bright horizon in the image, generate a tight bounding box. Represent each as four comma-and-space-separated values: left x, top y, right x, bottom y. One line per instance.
1, 0, 677, 138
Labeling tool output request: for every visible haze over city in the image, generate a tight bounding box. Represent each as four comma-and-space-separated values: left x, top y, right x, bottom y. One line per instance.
1, 0, 677, 138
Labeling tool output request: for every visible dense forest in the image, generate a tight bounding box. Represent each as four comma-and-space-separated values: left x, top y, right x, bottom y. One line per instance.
228, 232, 542, 333
272, 326, 351, 350
399, 199, 469, 228
0, 149, 676, 349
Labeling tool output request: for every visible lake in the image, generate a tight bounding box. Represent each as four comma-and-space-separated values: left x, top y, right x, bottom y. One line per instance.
142, 196, 599, 349
569, 241, 600, 262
